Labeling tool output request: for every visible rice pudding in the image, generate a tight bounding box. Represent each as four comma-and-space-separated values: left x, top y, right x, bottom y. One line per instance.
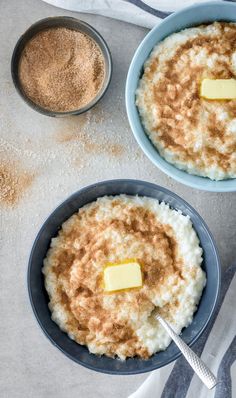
136, 22, 236, 180
43, 195, 206, 360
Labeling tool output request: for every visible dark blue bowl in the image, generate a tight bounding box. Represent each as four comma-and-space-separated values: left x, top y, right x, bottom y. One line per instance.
28, 180, 221, 374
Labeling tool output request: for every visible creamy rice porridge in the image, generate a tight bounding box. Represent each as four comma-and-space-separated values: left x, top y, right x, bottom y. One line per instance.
43, 195, 206, 360
136, 22, 236, 180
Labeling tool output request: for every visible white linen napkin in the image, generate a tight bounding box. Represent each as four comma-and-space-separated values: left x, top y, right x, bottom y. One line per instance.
41, 0, 222, 28
129, 264, 236, 398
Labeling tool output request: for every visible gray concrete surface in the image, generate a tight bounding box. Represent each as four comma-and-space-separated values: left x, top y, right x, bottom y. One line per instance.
0, 0, 235, 397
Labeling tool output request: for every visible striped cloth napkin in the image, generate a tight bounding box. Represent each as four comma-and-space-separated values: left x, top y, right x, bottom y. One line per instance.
41, 0, 225, 29
129, 264, 236, 398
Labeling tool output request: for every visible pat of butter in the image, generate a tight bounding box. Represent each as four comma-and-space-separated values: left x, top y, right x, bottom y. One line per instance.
200, 78, 236, 99
104, 261, 142, 292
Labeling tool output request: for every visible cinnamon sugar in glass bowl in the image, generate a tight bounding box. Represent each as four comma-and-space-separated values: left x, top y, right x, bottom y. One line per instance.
11, 17, 112, 117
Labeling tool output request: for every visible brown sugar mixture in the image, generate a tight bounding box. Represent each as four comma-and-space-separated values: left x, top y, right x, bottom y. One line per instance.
18, 27, 105, 112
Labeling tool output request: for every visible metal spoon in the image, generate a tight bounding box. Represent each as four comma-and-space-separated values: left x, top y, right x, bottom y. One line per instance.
156, 314, 217, 389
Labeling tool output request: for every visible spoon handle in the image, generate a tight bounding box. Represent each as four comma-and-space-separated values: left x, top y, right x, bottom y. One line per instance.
156, 314, 217, 390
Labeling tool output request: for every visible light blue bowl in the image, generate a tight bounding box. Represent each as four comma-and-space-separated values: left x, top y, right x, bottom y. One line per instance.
126, 1, 236, 192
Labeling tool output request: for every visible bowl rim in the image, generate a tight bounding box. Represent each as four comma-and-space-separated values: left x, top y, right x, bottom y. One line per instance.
11, 16, 112, 117
27, 179, 221, 374
125, 1, 236, 192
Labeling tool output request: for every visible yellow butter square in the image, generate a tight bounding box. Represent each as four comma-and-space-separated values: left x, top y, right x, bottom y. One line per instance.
200, 78, 236, 100
104, 261, 142, 292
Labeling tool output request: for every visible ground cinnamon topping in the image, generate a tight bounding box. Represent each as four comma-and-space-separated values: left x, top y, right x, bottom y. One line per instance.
153, 25, 236, 166
19, 27, 105, 112
43, 195, 206, 360
47, 200, 182, 359
138, 22, 236, 178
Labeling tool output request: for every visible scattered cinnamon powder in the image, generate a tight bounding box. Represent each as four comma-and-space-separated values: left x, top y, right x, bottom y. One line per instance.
0, 160, 34, 206
18, 27, 105, 112
59, 129, 124, 157
56, 124, 124, 158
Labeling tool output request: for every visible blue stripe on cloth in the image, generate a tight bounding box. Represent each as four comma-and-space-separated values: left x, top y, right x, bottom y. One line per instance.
161, 263, 236, 398
124, 0, 171, 19
215, 336, 236, 398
